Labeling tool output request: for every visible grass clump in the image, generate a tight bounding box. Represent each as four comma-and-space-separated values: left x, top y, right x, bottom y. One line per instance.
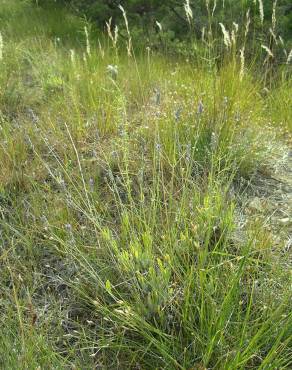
0, 1, 291, 369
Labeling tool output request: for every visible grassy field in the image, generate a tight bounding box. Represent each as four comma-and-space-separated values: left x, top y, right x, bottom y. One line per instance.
0, 1, 291, 369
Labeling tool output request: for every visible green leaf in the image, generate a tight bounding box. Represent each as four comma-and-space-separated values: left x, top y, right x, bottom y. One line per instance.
105, 279, 112, 293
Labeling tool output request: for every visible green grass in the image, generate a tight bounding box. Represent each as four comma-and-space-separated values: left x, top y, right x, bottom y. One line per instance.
0, 1, 291, 369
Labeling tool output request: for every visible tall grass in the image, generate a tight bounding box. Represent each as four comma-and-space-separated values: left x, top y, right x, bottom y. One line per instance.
0, 0, 291, 368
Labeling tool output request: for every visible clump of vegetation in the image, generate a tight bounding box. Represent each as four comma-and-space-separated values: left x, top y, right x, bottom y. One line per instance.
0, 0, 291, 368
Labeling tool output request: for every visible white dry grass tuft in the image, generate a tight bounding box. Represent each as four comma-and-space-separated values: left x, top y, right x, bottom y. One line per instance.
261, 44, 274, 58
184, 0, 193, 25
272, 0, 277, 31
84, 25, 91, 56
259, 0, 264, 25
287, 49, 292, 64
239, 47, 245, 81
219, 22, 231, 49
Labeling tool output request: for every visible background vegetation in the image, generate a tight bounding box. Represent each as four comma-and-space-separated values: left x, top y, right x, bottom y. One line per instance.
0, 0, 291, 368
36, 0, 292, 48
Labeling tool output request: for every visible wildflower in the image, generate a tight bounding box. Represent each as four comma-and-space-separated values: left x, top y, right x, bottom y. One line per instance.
107, 64, 118, 80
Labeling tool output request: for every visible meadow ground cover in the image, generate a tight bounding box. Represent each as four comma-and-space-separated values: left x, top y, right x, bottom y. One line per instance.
0, 0, 291, 368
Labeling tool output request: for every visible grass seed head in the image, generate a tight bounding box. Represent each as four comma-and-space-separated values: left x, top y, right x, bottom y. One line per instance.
219, 23, 231, 49
184, 0, 193, 25
272, 0, 277, 31
239, 47, 245, 81
261, 44, 274, 58
259, 0, 264, 25
245, 9, 251, 39
156, 21, 162, 32
119, 5, 130, 36
287, 49, 292, 64
107, 64, 118, 80
70, 49, 75, 64
84, 25, 91, 56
